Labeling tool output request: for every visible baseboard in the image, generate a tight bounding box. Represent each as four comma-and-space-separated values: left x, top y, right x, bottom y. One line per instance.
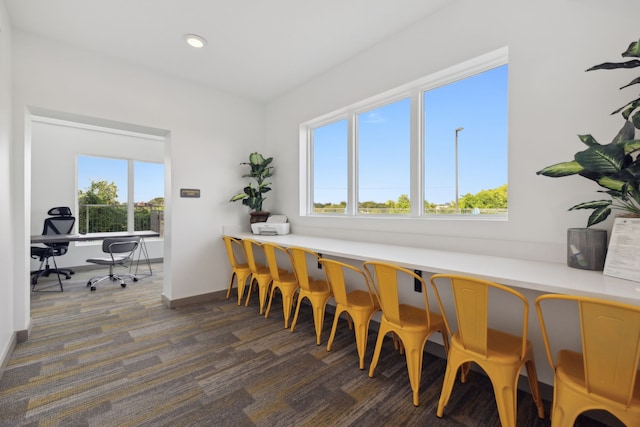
0, 332, 17, 382
162, 289, 228, 309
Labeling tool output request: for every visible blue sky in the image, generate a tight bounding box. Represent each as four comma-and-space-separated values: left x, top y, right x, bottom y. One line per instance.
313, 64, 508, 205
78, 156, 164, 203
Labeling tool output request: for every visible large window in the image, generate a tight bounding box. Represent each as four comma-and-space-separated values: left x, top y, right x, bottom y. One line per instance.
312, 119, 348, 213
304, 48, 508, 218
424, 65, 508, 215
358, 98, 411, 214
77, 156, 164, 234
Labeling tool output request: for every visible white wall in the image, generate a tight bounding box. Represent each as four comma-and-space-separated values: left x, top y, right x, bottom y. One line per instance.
0, 0, 15, 371
264, 0, 640, 385
30, 120, 165, 268
265, 0, 640, 262
11, 30, 265, 328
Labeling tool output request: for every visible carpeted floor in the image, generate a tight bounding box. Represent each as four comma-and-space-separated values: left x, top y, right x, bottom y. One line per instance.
0, 264, 616, 426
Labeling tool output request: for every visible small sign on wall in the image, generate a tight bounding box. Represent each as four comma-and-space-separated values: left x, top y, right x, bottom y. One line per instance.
180, 188, 200, 198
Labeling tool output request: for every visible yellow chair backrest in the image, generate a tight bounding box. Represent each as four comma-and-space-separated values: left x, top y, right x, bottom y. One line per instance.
262, 242, 291, 280
363, 261, 430, 327
287, 246, 318, 292
536, 294, 640, 407
430, 274, 529, 360
320, 258, 376, 308
223, 236, 245, 268
242, 238, 263, 273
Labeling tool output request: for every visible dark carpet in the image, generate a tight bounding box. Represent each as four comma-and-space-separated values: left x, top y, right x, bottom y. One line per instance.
0, 264, 616, 426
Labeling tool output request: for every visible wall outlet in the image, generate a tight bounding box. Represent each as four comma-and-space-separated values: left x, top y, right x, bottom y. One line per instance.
414, 269, 422, 292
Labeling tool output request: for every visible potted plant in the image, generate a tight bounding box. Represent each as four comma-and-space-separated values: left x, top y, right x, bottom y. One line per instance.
537, 38, 640, 227
230, 152, 274, 223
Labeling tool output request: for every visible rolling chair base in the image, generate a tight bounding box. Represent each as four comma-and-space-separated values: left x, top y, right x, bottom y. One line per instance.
87, 274, 138, 291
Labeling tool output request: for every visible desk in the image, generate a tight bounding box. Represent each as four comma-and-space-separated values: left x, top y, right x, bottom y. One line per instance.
225, 232, 640, 305
31, 230, 159, 278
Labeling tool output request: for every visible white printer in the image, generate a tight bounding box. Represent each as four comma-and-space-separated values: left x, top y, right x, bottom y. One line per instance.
250, 215, 290, 235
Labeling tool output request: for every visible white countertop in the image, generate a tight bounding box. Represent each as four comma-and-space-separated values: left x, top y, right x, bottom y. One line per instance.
227, 232, 640, 304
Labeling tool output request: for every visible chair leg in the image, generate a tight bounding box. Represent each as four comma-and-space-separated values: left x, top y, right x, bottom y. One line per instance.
264, 285, 277, 319
281, 287, 295, 329
225, 272, 236, 300
353, 310, 372, 370
312, 298, 328, 345
488, 363, 521, 427
234, 271, 251, 306
244, 279, 256, 306
524, 359, 545, 419
401, 332, 429, 406
32, 254, 64, 292
290, 292, 304, 333
326, 307, 344, 352
437, 349, 465, 417
258, 279, 272, 315
368, 322, 392, 379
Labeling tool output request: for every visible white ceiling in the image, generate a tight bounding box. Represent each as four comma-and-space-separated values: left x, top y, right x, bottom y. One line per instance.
5, 0, 451, 103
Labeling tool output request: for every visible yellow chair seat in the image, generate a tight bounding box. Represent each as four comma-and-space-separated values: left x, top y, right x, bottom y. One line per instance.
557, 349, 640, 408
394, 303, 445, 333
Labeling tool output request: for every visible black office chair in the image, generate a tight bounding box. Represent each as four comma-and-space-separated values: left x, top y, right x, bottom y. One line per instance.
30, 207, 76, 292
86, 236, 140, 291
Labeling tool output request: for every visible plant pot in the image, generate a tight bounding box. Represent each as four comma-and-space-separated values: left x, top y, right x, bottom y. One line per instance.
249, 211, 270, 224
567, 228, 607, 271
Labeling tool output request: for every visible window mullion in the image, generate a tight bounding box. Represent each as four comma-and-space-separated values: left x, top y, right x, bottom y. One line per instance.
348, 113, 357, 216
128, 160, 134, 231
410, 89, 423, 217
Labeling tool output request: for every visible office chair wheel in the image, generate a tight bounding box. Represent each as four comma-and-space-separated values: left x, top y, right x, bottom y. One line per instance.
133, 277, 138, 282
65, 275, 71, 279
121, 283, 127, 288
90, 286, 96, 291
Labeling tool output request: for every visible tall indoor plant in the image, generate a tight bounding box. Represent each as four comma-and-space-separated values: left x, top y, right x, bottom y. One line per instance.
230, 152, 274, 223
537, 38, 640, 227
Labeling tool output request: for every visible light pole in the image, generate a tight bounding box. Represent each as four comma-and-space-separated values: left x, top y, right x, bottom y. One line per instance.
455, 127, 464, 212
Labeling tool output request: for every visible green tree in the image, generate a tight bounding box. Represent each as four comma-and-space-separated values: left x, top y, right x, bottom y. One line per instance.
147, 197, 164, 206
78, 179, 126, 233
396, 194, 411, 210
459, 184, 507, 209
78, 180, 119, 205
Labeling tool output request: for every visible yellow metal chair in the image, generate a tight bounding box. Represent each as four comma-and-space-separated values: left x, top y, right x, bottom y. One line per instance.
222, 236, 252, 305
288, 247, 333, 345
364, 261, 450, 406
242, 238, 274, 314
320, 258, 380, 369
430, 274, 545, 427
535, 294, 640, 427
263, 243, 299, 328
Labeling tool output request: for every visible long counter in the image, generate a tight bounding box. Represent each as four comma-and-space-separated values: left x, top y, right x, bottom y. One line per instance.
226, 232, 640, 305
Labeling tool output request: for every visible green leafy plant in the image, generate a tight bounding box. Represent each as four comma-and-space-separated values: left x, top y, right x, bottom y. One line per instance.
537, 38, 640, 227
230, 152, 273, 212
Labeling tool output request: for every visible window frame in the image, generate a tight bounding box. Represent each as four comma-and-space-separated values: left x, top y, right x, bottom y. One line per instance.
300, 47, 508, 219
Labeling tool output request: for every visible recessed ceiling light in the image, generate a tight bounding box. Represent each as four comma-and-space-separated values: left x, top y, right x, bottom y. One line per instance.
184, 34, 207, 48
